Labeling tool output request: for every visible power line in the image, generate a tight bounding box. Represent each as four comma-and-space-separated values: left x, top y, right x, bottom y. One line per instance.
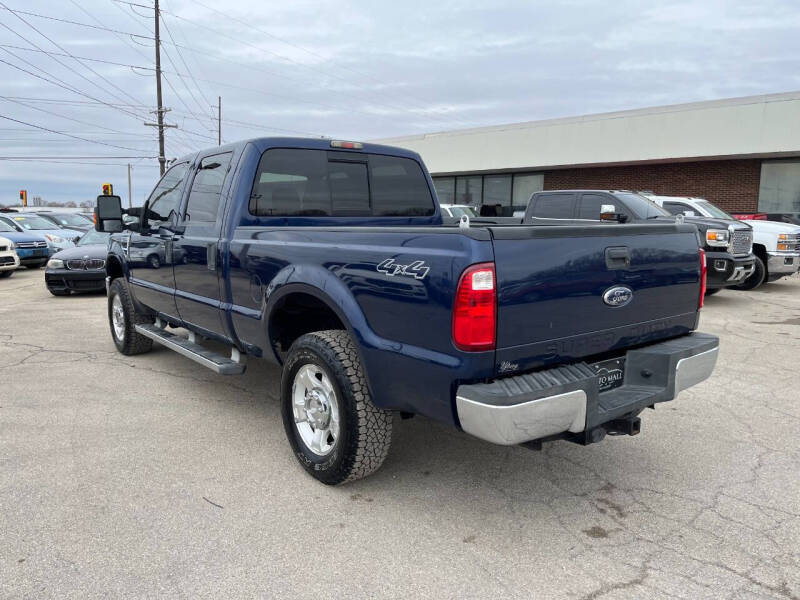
0, 95, 153, 137
0, 43, 151, 70
0, 127, 152, 134
160, 51, 214, 131
0, 96, 149, 108
0, 4, 461, 130
0, 113, 155, 152
0, 156, 158, 161
0, 6, 154, 40
171, 0, 472, 128
0, 44, 147, 122
0, 2, 150, 115
0, 155, 157, 159
159, 12, 214, 121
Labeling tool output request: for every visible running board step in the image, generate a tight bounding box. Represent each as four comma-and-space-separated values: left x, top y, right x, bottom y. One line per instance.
134, 324, 245, 375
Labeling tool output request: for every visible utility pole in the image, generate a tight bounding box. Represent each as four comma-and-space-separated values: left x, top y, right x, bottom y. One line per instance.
218, 96, 221, 145
143, 0, 175, 176
127, 163, 133, 208
153, 0, 165, 175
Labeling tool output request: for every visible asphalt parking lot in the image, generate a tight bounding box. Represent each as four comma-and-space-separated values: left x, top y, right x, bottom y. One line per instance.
2, 268, 799, 599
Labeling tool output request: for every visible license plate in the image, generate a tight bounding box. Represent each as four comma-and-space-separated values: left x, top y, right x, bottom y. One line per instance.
592, 357, 626, 393
34, 249, 46, 256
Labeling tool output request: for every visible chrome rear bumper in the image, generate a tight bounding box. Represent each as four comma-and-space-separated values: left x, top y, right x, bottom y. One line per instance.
455, 333, 719, 446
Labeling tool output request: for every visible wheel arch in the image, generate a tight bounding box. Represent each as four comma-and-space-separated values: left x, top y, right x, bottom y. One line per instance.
106, 253, 124, 281
752, 243, 768, 262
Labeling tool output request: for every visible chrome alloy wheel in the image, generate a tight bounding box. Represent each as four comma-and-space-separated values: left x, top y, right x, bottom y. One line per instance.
111, 294, 126, 341
291, 364, 340, 456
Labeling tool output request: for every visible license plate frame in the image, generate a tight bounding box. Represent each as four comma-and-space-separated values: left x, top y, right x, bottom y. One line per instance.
592, 357, 626, 393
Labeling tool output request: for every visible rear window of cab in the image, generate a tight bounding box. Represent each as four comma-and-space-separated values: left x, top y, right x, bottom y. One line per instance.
249, 148, 435, 217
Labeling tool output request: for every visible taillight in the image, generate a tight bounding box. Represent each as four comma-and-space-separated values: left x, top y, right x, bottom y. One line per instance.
452, 262, 496, 352
698, 248, 707, 308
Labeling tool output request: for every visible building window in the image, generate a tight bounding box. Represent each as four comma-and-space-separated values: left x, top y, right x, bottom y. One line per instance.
433, 171, 543, 215
484, 175, 512, 215
512, 173, 544, 212
456, 176, 482, 208
432, 177, 455, 205
759, 160, 800, 213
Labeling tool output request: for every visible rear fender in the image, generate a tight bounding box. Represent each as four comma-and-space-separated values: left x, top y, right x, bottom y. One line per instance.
264, 264, 378, 390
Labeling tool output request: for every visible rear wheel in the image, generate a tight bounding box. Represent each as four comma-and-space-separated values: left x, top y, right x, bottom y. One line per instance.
48, 288, 68, 296
732, 256, 766, 291
281, 330, 393, 485
108, 278, 153, 355
25, 263, 44, 269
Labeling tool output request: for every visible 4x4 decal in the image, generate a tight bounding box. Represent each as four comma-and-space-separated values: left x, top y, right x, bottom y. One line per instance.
376, 258, 430, 280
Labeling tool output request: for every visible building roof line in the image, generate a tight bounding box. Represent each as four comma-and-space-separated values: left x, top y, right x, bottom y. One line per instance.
378, 90, 800, 143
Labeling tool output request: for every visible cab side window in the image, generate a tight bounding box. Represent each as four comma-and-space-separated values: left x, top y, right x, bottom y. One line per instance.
531, 193, 575, 219
146, 162, 189, 226
577, 194, 611, 219
663, 202, 690, 215
184, 153, 232, 223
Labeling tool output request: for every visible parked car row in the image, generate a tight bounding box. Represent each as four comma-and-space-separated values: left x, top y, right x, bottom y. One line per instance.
0, 216, 109, 289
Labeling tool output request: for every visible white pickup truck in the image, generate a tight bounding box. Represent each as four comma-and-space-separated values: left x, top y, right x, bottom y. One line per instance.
647, 195, 800, 290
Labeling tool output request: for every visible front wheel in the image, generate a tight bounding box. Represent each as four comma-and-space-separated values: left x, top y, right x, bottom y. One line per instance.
281, 330, 393, 485
0, 270, 12, 279
108, 278, 154, 355
732, 256, 766, 291
704, 288, 720, 296
25, 263, 44, 269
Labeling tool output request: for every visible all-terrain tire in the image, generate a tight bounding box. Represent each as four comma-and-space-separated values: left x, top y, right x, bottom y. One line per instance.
108, 278, 154, 355
281, 330, 393, 485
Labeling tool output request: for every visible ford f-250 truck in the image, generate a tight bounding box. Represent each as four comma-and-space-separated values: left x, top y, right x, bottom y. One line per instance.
95, 137, 719, 485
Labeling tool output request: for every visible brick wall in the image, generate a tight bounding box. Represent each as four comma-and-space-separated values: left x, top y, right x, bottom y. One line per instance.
544, 159, 762, 213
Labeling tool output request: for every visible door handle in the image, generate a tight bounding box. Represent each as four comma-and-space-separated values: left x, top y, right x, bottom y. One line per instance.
605, 246, 630, 270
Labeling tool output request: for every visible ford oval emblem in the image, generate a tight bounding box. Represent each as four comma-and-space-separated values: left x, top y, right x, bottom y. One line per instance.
603, 286, 633, 307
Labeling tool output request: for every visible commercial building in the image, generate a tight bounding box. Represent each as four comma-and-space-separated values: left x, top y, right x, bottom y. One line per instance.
378, 91, 800, 216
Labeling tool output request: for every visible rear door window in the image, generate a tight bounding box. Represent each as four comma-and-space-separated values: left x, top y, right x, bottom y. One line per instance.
531, 193, 576, 218
250, 148, 330, 216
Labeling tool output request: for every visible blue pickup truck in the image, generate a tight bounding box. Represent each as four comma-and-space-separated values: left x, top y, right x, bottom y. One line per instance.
95, 137, 719, 484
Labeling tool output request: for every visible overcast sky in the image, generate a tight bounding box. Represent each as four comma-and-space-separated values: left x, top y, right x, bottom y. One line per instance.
1, 0, 799, 206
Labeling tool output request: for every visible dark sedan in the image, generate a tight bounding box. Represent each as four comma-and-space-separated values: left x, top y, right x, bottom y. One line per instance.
45, 230, 110, 296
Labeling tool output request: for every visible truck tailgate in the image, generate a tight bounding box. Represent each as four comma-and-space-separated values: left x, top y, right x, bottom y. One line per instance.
489, 223, 701, 374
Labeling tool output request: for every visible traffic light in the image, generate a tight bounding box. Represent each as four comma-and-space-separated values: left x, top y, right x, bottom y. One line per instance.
102, 183, 113, 196
19, 190, 27, 206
